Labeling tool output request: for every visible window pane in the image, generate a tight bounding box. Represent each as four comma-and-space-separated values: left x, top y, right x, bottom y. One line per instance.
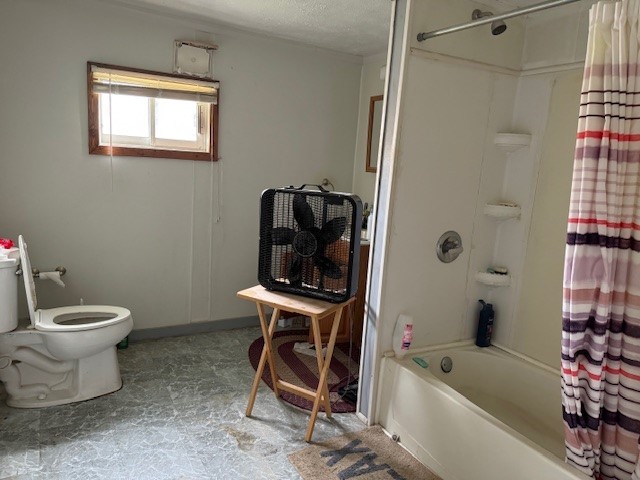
100, 94, 150, 138
155, 98, 198, 142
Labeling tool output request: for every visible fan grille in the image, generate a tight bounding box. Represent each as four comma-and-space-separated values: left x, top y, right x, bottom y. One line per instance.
258, 188, 362, 302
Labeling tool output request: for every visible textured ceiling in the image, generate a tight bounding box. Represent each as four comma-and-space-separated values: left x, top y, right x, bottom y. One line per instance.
98, 0, 567, 56
100, 0, 392, 56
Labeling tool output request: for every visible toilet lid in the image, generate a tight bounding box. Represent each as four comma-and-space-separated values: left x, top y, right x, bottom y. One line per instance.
18, 236, 38, 327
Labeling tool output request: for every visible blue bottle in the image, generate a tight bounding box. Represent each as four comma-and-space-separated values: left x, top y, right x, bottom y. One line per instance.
476, 300, 494, 347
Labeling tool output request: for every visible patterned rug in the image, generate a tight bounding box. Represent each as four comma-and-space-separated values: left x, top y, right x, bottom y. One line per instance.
288, 426, 441, 480
248, 329, 359, 413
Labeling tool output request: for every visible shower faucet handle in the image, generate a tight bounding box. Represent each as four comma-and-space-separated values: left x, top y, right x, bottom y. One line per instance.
445, 245, 463, 257
436, 231, 464, 263
442, 238, 462, 253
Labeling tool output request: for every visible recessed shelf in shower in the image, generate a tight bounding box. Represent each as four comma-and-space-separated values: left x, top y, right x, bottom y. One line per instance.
483, 203, 521, 220
475, 271, 512, 287
494, 133, 531, 154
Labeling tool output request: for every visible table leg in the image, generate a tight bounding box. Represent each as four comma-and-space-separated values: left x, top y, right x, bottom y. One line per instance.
310, 315, 332, 418
305, 306, 344, 442
246, 303, 280, 416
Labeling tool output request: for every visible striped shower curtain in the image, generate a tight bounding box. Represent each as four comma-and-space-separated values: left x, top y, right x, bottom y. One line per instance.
562, 1, 640, 479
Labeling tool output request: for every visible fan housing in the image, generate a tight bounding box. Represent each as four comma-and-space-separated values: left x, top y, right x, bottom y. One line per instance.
258, 186, 363, 303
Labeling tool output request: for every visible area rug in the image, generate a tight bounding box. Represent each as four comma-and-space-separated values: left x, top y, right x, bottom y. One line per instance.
288, 426, 441, 480
248, 329, 359, 413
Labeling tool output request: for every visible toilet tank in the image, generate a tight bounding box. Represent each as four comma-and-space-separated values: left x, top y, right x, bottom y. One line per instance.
0, 251, 19, 333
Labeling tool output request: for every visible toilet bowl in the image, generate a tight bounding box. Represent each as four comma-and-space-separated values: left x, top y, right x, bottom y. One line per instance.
0, 235, 133, 408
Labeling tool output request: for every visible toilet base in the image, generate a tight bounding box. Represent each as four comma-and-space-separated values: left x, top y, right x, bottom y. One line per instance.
4, 347, 123, 408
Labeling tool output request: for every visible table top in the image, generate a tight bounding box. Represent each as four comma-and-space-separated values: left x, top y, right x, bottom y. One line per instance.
237, 285, 355, 317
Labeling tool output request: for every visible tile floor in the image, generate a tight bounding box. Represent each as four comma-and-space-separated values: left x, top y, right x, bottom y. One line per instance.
0, 326, 364, 479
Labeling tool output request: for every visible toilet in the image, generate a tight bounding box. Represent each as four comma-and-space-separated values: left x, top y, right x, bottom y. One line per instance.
0, 235, 133, 408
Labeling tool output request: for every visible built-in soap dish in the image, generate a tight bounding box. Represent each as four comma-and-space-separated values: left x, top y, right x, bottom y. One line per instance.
483, 203, 521, 220
494, 133, 531, 153
475, 271, 511, 287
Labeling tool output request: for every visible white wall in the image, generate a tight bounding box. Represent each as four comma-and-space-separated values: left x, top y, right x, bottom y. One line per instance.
381, 56, 519, 349
0, 0, 362, 330
521, 0, 593, 71
512, 70, 582, 367
351, 54, 386, 207
489, 0, 593, 367
374, 0, 524, 352
373, 0, 590, 359
410, 0, 525, 70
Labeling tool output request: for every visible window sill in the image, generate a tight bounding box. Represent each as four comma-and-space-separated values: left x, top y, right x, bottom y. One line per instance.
89, 145, 218, 162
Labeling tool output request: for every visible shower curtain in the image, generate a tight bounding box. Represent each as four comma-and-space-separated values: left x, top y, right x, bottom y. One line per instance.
562, 1, 640, 479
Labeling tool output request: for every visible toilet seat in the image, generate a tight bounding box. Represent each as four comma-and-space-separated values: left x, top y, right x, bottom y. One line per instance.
18, 236, 132, 333
35, 305, 132, 332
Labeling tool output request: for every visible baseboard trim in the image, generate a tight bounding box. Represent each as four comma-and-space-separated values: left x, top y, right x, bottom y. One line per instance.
129, 315, 260, 342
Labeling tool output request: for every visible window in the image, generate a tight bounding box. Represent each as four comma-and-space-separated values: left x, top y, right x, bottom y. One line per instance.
88, 62, 219, 161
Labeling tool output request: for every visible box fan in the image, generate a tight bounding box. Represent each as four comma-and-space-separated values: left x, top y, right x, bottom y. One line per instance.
258, 185, 363, 303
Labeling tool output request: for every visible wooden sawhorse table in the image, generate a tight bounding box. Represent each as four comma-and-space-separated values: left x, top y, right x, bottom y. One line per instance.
237, 285, 355, 442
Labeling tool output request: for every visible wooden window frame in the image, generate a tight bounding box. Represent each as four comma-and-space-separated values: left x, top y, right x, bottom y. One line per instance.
87, 62, 219, 162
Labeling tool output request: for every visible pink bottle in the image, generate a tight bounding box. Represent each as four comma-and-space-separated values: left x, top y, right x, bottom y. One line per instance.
392, 314, 413, 358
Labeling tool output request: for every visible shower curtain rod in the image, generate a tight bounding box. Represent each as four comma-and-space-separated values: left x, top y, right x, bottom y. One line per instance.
417, 0, 581, 42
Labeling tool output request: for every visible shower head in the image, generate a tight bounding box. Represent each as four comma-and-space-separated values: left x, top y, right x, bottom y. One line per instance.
491, 19, 507, 35
472, 9, 508, 36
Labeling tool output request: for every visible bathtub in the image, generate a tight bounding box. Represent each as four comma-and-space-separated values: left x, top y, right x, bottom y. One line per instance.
377, 342, 591, 480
